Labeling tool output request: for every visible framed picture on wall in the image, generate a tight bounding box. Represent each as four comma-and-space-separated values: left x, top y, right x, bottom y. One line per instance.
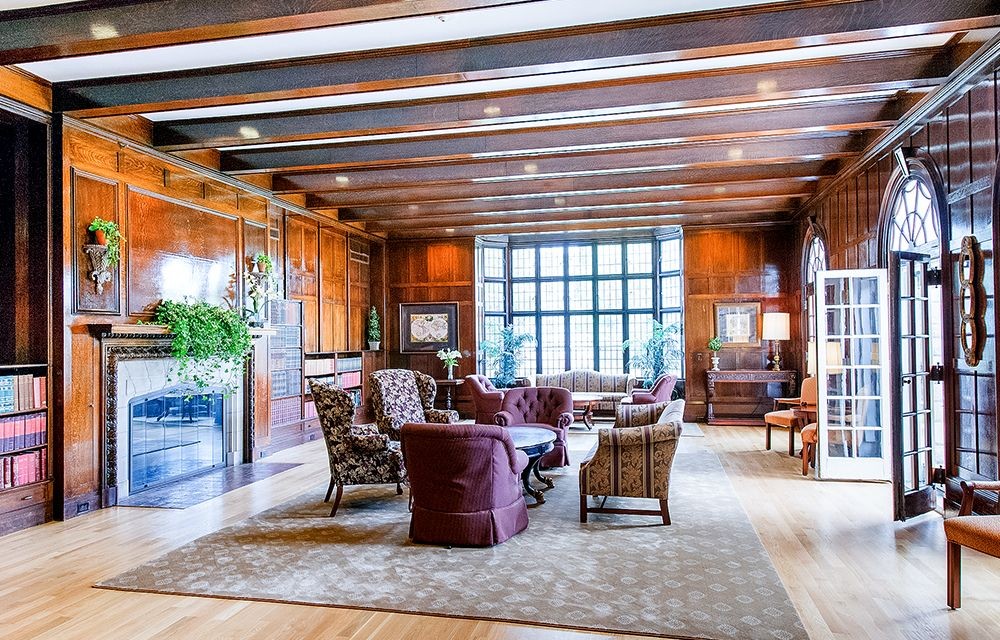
714, 302, 761, 346
400, 302, 460, 353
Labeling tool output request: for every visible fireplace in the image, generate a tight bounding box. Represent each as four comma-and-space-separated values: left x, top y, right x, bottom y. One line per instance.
127, 385, 229, 493
94, 324, 257, 505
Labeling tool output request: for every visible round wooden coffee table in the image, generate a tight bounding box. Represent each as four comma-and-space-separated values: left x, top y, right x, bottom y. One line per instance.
507, 426, 556, 504
571, 392, 604, 430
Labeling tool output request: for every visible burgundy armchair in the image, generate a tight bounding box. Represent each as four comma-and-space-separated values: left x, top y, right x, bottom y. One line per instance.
464, 374, 504, 424
630, 374, 678, 405
494, 386, 573, 467
401, 422, 530, 547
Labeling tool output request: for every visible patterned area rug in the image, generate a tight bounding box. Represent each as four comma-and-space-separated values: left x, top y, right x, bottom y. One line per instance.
97, 439, 806, 640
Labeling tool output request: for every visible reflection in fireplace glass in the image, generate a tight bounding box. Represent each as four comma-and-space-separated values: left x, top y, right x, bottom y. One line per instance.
129, 386, 226, 492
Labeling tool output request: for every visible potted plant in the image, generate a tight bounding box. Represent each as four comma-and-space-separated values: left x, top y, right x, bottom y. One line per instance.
88, 217, 125, 266
367, 306, 381, 351
152, 299, 253, 393
253, 252, 273, 274
481, 324, 535, 388
436, 348, 462, 380
707, 336, 723, 371
622, 320, 682, 388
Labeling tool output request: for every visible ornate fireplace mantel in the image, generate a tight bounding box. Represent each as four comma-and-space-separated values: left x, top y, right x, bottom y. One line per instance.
90, 323, 271, 506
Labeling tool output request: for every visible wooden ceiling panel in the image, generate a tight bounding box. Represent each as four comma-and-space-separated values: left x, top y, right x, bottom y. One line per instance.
51, 1, 1000, 116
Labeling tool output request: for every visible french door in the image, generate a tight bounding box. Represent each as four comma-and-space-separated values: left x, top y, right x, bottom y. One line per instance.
890, 252, 938, 519
816, 269, 892, 480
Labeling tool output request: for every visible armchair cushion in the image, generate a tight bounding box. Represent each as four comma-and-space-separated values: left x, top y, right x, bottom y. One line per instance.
370, 369, 459, 439
496, 386, 574, 467
944, 516, 1000, 557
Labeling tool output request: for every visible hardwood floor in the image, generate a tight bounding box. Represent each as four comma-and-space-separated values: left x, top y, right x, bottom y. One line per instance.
1, 424, 997, 640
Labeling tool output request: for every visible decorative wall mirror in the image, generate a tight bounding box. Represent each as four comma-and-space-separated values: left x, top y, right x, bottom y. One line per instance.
714, 302, 761, 346
958, 235, 986, 366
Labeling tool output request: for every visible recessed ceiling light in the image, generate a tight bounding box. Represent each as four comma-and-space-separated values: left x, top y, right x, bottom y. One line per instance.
334, 176, 350, 185
756, 79, 778, 94
408, 204, 420, 211
523, 163, 539, 174
483, 105, 502, 116
445, 228, 456, 233
238, 126, 260, 139
553, 197, 566, 206
727, 148, 744, 161
713, 186, 727, 194
89, 23, 119, 39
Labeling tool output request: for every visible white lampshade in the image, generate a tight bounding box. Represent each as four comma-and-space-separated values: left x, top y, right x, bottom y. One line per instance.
761, 312, 790, 341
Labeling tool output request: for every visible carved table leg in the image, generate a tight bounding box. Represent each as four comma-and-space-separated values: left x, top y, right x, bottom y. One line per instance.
582, 402, 595, 430
521, 456, 548, 504
706, 377, 716, 423
533, 462, 555, 488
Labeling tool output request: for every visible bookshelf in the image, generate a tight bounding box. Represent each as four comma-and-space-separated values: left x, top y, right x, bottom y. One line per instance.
304, 352, 365, 421
0, 102, 53, 534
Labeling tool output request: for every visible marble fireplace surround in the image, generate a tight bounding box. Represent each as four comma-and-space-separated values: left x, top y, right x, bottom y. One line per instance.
92, 325, 259, 506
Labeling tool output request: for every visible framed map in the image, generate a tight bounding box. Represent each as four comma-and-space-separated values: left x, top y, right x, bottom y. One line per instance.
400, 302, 459, 353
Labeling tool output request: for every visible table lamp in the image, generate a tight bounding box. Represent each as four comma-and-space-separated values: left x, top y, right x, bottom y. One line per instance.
762, 312, 790, 371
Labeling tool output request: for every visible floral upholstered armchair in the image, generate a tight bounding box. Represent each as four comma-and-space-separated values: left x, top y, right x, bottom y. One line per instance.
369, 369, 459, 440
579, 400, 685, 525
309, 379, 408, 517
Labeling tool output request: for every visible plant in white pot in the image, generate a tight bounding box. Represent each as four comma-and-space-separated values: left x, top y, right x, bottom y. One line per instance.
707, 336, 723, 371
367, 306, 381, 351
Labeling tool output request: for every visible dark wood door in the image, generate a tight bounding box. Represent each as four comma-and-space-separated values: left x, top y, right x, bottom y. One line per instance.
891, 251, 936, 520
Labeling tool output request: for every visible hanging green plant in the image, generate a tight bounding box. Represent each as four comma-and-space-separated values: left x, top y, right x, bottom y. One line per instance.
152, 299, 253, 392
88, 217, 125, 266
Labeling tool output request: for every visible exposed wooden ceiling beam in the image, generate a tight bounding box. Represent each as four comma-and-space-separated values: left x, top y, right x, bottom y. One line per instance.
364, 196, 800, 231
152, 50, 950, 150
276, 160, 840, 199
332, 179, 815, 221
53, 1, 1000, 116
230, 135, 862, 187
217, 98, 897, 172
0, 0, 527, 64
388, 210, 791, 238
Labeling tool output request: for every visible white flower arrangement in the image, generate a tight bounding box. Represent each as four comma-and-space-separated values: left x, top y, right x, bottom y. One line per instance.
436, 348, 462, 367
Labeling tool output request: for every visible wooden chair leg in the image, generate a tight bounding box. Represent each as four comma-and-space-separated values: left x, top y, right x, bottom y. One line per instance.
579, 495, 588, 523
396, 482, 403, 495
802, 443, 811, 476
330, 483, 344, 517
765, 423, 772, 450
659, 499, 671, 525
947, 541, 962, 609
788, 425, 797, 457
324, 477, 335, 503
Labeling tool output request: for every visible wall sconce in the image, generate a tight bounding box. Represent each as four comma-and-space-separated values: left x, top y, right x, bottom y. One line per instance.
83, 243, 112, 294
761, 312, 790, 370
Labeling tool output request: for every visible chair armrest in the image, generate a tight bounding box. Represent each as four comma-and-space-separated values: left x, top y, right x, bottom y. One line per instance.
631, 391, 656, 404
494, 410, 515, 427
959, 480, 1000, 516
350, 432, 390, 453
513, 449, 529, 475
480, 390, 503, 402
557, 411, 574, 429
377, 416, 405, 441
424, 408, 459, 424
351, 423, 380, 437
602, 422, 682, 447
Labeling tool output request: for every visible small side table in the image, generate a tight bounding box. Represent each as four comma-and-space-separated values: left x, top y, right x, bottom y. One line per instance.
435, 379, 464, 411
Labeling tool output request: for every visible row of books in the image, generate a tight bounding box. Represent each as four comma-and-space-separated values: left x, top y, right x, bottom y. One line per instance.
338, 356, 363, 372
0, 375, 46, 413
338, 371, 362, 388
1, 449, 46, 489
1, 414, 46, 453
304, 357, 336, 377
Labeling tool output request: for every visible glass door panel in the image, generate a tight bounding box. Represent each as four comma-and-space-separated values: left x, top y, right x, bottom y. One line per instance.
816, 269, 892, 480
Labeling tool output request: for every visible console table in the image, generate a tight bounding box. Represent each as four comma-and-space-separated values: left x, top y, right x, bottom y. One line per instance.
705, 369, 798, 425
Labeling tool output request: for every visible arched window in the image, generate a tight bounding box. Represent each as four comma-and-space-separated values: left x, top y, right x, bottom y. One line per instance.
888, 176, 939, 252
804, 233, 828, 286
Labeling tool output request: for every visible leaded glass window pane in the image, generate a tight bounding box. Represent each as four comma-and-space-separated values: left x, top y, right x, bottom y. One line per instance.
511, 247, 535, 279
568, 245, 593, 276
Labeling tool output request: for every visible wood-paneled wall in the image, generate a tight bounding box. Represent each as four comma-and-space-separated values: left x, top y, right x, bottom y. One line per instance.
386, 239, 476, 415
683, 228, 802, 422
802, 68, 1000, 501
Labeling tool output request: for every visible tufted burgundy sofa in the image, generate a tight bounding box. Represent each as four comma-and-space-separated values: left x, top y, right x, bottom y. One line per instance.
464, 374, 504, 424
401, 422, 529, 547
494, 386, 573, 467
630, 374, 678, 405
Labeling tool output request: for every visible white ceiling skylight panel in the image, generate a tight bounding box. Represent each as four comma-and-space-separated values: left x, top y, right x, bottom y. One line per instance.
135, 32, 951, 123
18, 0, 801, 81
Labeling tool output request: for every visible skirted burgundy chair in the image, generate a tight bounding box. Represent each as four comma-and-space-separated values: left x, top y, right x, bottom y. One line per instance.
630, 374, 678, 405
308, 379, 407, 517
464, 374, 504, 424
401, 422, 529, 547
494, 386, 573, 467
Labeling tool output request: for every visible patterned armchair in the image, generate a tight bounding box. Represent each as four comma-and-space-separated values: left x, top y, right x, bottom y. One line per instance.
464, 374, 504, 425
534, 369, 636, 413
494, 386, 574, 467
579, 400, 685, 525
369, 369, 459, 440
629, 374, 677, 405
308, 379, 407, 517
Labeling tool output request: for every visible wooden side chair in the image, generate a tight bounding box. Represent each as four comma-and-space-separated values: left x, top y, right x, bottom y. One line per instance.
763, 376, 817, 456
945, 480, 1000, 609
